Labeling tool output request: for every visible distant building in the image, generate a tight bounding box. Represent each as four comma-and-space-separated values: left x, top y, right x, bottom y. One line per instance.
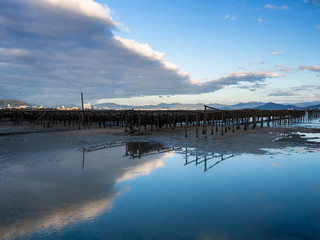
83, 102, 92, 110
15, 105, 30, 109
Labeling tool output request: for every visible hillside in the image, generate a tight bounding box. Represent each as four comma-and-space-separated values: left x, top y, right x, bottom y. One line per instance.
223, 102, 264, 110
255, 102, 299, 110
2, 99, 320, 110
0, 99, 30, 108
305, 104, 320, 110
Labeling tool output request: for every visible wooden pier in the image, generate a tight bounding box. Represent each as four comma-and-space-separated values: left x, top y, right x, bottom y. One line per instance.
0, 108, 319, 137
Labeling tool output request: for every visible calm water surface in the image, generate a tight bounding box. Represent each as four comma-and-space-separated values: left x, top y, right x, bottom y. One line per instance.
1, 134, 320, 239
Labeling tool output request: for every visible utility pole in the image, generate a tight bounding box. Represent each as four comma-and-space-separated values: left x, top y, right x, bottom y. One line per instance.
81, 92, 84, 111
80, 92, 85, 129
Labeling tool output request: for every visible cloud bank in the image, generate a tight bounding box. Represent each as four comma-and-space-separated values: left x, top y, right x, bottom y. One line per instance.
0, 0, 283, 105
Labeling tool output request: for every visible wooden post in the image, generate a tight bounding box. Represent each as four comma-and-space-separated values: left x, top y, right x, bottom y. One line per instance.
211, 113, 214, 135
138, 111, 141, 133
80, 92, 85, 130
81, 92, 84, 111
232, 113, 235, 133
185, 112, 188, 138
125, 113, 128, 132
173, 114, 176, 129
196, 113, 199, 138
151, 113, 154, 131
166, 112, 169, 129
221, 111, 224, 135
203, 106, 207, 138
216, 114, 219, 132
185, 147, 188, 164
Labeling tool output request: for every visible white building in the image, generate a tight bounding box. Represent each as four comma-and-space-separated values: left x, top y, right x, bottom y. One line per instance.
83, 102, 92, 110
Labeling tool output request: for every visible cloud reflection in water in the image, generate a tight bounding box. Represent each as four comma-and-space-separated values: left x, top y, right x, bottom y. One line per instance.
0, 142, 172, 239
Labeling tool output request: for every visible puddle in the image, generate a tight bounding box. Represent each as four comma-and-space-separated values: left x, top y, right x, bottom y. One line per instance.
296, 132, 320, 143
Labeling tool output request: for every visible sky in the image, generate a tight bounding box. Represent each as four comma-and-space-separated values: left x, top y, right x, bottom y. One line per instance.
0, 0, 319, 106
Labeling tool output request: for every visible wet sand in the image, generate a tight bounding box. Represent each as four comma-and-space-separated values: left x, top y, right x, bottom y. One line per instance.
1, 120, 320, 156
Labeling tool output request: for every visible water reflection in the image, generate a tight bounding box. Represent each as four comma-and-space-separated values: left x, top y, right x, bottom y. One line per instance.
82, 141, 180, 170
83, 142, 230, 173
0, 141, 173, 240
184, 148, 235, 172
2, 138, 320, 239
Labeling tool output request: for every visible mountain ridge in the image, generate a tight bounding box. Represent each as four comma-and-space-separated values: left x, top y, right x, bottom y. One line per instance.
0, 99, 30, 108
1, 99, 320, 110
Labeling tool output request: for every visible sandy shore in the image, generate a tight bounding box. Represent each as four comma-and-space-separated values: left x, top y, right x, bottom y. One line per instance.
1, 119, 320, 156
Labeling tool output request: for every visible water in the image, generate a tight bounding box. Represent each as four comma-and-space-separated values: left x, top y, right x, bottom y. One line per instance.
293, 117, 320, 129
1, 132, 320, 239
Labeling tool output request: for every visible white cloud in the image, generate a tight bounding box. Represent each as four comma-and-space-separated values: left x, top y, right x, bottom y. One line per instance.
304, 0, 320, 7
114, 36, 165, 61
271, 51, 281, 56
264, 4, 289, 10
249, 60, 264, 65
292, 85, 320, 91
268, 90, 298, 97
0, 0, 282, 105
264, 4, 274, 9
194, 71, 284, 88
299, 65, 320, 71
0, 48, 34, 57
316, 25, 320, 30
41, 0, 115, 23
224, 14, 237, 21
113, 36, 189, 78
257, 17, 264, 23
274, 64, 295, 73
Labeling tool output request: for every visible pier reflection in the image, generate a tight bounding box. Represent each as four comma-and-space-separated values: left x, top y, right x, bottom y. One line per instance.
124, 142, 176, 159
82, 142, 180, 170
83, 142, 233, 173
184, 148, 234, 172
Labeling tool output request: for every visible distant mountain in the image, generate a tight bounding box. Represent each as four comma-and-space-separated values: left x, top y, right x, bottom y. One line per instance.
95, 101, 320, 110
255, 102, 299, 110
304, 104, 320, 110
294, 101, 320, 108
203, 103, 227, 109
96, 102, 253, 110
95, 102, 205, 110
0, 99, 30, 108
2, 99, 319, 110
256, 102, 320, 110
223, 102, 264, 110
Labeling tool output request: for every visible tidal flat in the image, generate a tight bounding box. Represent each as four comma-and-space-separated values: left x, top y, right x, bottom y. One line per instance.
1, 119, 320, 240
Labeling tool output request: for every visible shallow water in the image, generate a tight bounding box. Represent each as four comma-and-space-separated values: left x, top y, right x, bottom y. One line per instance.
1, 134, 320, 239
293, 117, 320, 129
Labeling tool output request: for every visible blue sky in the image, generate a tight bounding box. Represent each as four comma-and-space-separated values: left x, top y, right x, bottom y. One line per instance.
0, 0, 319, 106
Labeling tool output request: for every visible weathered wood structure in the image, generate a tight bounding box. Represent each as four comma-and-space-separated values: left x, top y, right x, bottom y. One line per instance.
0, 108, 319, 137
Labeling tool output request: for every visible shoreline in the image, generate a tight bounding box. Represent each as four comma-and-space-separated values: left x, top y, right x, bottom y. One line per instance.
1, 120, 320, 156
